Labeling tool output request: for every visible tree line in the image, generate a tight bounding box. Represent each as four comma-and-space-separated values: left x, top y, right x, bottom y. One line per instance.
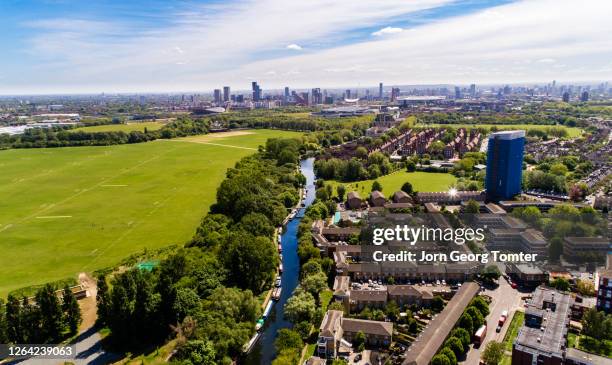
0, 284, 81, 344
95, 137, 305, 364
0, 117, 210, 149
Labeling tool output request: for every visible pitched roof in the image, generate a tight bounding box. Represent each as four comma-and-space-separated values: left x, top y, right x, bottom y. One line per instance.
387, 285, 422, 297
347, 191, 361, 200
342, 318, 393, 337
370, 190, 385, 200
319, 310, 343, 337
393, 190, 411, 202
350, 289, 388, 302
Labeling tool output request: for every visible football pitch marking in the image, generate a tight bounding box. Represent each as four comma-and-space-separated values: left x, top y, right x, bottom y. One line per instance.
0, 147, 178, 234
36, 215, 72, 219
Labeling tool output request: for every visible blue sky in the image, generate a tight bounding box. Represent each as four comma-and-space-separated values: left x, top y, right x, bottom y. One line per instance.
0, 0, 611, 94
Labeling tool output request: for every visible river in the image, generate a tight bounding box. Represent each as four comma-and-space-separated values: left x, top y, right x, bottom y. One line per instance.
243, 158, 316, 364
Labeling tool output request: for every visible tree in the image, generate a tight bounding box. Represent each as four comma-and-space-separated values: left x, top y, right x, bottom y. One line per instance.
353, 331, 366, 352
481, 265, 501, 283
465, 199, 480, 214
431, 354, 451, 365
439, 347, 457, 365
451, 327, 471, 349
173, 288, 202, 322
371, 180, 383, 192
458, 313, 474, 335
576, 279, 596, 296
62, 285, 82, 335
284, 291, 316, 324
301, 272, 328, 297
444, 336, 464, 357
550, 163, 569, 176
466, 306, 485, 329
401, 181, 413, 194
6, 294, 23, 343
431, 296, 445, 312
0, 299, 7, 343
548, 237, 563, 261
385, 301, 401, 321
96, 275, 111, 326
223, 233, 277, 292
550, 278, 570, 291
336, 184, 346, 201
36, 284, 64, 342
481, 341, 504, 365
406, 160, 416, 172
469, 296, 490, 317
275, 328, 303, 352
582, 308, 611, 340
355, 146, 368, 160
176, 340, 216, 365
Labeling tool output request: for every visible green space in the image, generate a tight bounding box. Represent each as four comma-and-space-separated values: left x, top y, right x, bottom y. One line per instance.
70, 121, 166, 133
0, 129, 301, 296
328, 171, 457, 197
502, 311, 525, 351
417, 123, 583, 138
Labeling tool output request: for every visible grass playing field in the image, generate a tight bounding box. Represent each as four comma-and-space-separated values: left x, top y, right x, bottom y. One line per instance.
70, 121, 166, 133
417, 123, 583, 138
0, 129, 301, 296
327, 171, 458, 198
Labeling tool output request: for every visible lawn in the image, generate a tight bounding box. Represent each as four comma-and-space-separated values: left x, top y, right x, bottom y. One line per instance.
327, 171, 457, 198
502, 311, 525, 351
0, 129, 301, 296
417, 123, 583, 138
70, 121, 165, 133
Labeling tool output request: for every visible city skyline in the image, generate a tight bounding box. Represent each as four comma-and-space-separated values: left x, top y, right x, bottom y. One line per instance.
1, 0, 612, 94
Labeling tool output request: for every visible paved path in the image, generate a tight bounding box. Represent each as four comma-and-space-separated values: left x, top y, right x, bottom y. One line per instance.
461, 278, 527, 364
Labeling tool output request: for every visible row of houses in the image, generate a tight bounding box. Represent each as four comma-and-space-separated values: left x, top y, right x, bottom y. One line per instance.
333, 276, 448, 312
346, 190, 413, 210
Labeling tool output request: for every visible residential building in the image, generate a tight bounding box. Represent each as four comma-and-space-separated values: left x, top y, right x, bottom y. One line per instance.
485, 130, 525, 201
317, 310, 393, 359
346, 191, 363, 210
370, 190, 386, 207
597, 255, 612, 313
402, 283, 479, 365
512, 287, 571, 365
563, 237, 611, 261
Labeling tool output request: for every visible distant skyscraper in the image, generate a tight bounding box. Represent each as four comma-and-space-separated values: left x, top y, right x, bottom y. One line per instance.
391, 87, 400, 101
454, 86, 461, 99
345, 89, 351, 99
284, 87, 290, 100
311, 88, 322, 105
562, 91, 570, 102
223, 86, 230, 102
581, 91, 589, 102
485, 130, 525, 201
252, 81, 262, 101
470, 84, 476, 97
213, 89, 222, 104
379, 82, 383, 99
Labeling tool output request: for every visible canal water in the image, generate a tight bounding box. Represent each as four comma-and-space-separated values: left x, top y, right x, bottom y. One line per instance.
243, 158, 316, 364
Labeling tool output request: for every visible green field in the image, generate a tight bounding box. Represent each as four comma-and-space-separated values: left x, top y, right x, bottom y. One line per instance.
417, 123, 583, 138
328, 171, 457, 198
70, 121, 165, 133
0, 129, 301, 296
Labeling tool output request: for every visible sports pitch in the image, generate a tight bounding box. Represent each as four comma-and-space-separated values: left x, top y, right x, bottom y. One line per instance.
0, 129, 301, 296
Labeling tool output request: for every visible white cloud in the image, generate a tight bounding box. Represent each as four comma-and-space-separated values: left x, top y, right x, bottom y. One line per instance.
3, 0, 612, 94
371, 26, 403, 36
537, 58, 556, 63
286, 44, 302, 50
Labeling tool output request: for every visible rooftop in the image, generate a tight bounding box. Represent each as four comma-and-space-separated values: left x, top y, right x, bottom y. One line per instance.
402, 282, 480, 365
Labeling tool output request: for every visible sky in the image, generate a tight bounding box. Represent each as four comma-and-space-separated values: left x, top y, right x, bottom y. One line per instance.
0, 0, 611, 94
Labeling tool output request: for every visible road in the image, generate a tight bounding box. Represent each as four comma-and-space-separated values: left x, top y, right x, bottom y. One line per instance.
461, 278, 526, 364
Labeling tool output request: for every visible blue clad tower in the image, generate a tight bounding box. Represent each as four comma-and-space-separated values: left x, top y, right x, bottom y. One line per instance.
485, 130, 525, 201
